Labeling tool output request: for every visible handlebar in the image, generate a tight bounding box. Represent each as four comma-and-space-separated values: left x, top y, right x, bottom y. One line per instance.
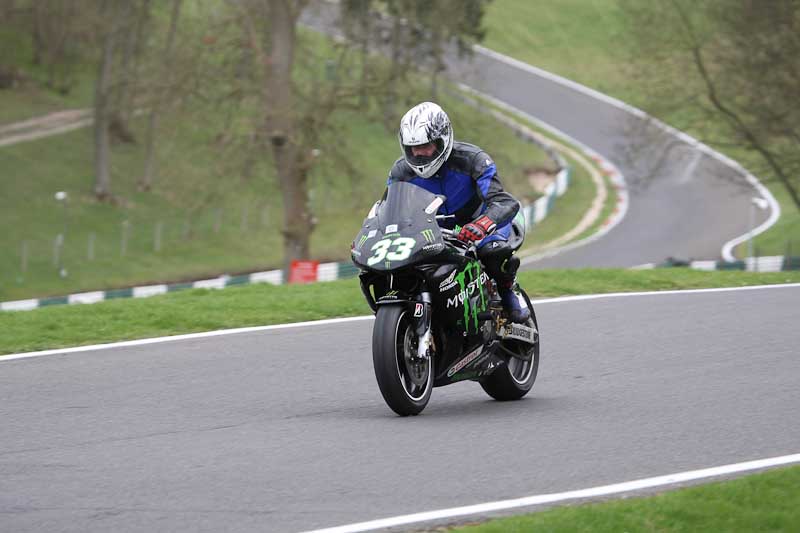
440, 227, 479, 255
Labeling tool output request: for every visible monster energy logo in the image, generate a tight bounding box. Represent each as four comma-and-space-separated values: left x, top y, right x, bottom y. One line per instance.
421, 229, 435, 243
357, 235, 368, 249
445, 261, 488, 333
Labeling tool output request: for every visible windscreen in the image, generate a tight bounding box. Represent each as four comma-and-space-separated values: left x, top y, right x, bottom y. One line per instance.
377, 181, 438, 227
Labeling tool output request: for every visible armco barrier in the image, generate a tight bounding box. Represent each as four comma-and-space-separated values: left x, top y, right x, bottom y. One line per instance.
652, 256, 800, 272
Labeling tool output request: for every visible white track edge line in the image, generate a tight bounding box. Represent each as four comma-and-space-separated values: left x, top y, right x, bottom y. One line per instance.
3, 283, 798, 362
302, 452, 800, 533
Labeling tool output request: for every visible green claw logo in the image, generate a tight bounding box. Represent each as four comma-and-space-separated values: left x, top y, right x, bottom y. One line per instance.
446, 261, 488, 333
421, 229, 435, 243
357, 235, 368, 249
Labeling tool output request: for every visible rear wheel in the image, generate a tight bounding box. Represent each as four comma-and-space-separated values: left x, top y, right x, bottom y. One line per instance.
480, 289, 539, 401
372, 305, 433, 416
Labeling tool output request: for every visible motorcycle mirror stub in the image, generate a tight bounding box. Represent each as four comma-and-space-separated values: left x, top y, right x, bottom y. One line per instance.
424, 196, 445, 214
367, 201, 380, 219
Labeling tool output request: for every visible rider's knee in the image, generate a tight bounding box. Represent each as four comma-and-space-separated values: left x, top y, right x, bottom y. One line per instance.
478, 240, 519, 282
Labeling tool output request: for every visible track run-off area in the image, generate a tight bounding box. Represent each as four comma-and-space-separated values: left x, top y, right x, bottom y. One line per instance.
2, 284, 799, 532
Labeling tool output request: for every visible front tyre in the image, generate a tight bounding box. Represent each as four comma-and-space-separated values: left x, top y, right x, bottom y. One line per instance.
480, 289, 539, 401
372, 305, 433, 416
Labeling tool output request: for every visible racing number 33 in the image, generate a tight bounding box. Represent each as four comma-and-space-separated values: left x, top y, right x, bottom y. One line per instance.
367, 237, 416, 266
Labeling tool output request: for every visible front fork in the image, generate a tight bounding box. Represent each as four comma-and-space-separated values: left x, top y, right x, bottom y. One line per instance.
413, 291, 433, 360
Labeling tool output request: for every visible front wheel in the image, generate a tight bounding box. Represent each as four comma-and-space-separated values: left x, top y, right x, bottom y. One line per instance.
372, 305, 433, 416
480, 289, 539, 401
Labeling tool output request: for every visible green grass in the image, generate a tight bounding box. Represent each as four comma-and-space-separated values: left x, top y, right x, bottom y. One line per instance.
482, 0, 800, 258
483, 0, 632, 101
451, 464, 800, 532
2, 268, 798, 355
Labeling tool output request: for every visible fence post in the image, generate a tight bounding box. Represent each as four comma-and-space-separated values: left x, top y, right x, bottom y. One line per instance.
53, 234, 68, 278
261, 205, 269, 228
88, 232, 95, 261
240, 205, 249, 233
154, 221, 163, 252
214, 208, 223, 234
121, 220, 130, 256
20, 240, 28, 278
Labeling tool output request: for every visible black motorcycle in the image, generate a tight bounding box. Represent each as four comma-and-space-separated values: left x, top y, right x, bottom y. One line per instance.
351, 181, 540, 416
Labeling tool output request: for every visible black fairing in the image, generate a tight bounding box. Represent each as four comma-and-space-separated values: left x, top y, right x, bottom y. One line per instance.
351, 182, 447, 272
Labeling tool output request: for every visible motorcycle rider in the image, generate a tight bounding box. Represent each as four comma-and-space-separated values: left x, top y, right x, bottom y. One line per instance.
387, 101, 530, 323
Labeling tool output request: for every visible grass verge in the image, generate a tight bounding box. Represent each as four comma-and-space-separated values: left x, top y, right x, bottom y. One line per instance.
450, 464, 800, 532
2, 269, 799, 355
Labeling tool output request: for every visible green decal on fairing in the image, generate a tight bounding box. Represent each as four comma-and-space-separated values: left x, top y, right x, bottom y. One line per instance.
454, 260, 487, 333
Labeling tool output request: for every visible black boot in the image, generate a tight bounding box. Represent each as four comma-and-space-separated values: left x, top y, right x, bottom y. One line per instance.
498, 282, 530, 323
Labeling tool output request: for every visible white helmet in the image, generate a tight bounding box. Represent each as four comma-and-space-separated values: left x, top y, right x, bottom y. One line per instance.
398, 102, 453, 179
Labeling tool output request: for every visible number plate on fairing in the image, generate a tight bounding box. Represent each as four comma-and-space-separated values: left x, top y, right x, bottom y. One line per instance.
497, 322, 538, 344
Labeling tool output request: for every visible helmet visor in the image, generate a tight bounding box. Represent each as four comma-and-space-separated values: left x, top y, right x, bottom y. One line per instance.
403, 138, 445, 167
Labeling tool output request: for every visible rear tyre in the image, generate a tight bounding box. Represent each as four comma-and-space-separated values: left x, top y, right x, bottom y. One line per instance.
372, 305, 433, 416
480, 289, 539, 401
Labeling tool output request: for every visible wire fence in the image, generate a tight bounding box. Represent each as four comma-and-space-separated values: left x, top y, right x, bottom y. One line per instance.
7, 203, 281, 287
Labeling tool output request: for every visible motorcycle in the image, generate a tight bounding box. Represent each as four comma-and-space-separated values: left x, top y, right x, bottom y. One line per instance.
351, 181, 540, 416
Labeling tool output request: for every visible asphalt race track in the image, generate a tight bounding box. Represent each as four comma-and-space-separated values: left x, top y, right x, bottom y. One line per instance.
2, 285, 799, 532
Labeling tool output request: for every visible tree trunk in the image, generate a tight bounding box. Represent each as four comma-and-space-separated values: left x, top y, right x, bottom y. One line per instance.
263, 0, 315, 274
93, 1, 125, 200
122, 0, 151, 125
106, 0, 136, 144
31, 2, 43, 65
140, 0, 182, 191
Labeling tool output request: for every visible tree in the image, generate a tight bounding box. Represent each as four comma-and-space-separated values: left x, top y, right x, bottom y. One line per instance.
31, 0, 83, 94
620, 0, 800, 210
341, 0, 492, 125
231, 0, 386, 272
93, 0, 133, 200
140, 0, 182, 192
